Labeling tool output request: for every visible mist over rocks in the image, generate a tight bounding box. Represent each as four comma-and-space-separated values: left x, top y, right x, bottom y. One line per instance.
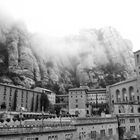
0, 15, 135, 92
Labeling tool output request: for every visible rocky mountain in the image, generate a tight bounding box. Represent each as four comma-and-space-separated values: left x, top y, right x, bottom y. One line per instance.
0, 17, 136, 93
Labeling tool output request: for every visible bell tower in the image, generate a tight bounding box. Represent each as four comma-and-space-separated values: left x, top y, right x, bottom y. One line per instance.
134, 50, 140, 100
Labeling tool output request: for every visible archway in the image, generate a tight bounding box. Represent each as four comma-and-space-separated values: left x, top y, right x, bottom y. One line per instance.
129, 86, 134, 101
116, 89, 121, 102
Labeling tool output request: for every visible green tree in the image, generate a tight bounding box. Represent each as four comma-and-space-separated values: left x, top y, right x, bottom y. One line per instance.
40, 92, 50, 112
54, 105, 61, 115
31, 94, 34, 112
13, 89, 17, 111
35, 94, 39, 112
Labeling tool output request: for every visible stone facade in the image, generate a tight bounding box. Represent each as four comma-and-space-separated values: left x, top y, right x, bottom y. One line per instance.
69, 87, 87, 117
34, 87, 56, 105
106, 49, 140, 137
0, 83, 55, 112
69, 86, 107, 117
107, 78, 139, 115
74, 117, 118, 140
119, 114, 140, 135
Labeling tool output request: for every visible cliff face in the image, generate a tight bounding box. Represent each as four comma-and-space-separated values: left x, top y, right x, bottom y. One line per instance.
0, 18, 136, 91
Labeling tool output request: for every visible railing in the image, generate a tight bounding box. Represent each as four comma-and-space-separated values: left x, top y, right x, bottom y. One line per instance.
73, 117, 117, 125
0, 123, 76, 135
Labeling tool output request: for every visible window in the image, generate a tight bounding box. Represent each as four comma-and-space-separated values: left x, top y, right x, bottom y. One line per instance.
48, 136, 51, 140
108, 128, 113, 135
120, 119, 125, 124
138, 96, 140, 101
129, 87, 134, 101
116, 90, 121, 102
54, 136, 58, 140
65, 133, 72, 140
130, 119, 135, 123
130, 106, 134, 113
138, 108, 140, 113
121, 127, 126, 133
130, 126, 135, 131
91, 131, 96, 138
9, 97, 11, 101
75, 99, 78, 103
22, 91, 24, 98
48, 135, 58, 140
100, 129, 105, 136
86, 110, 89, 114
79, 132, 86, 140
4, 86, 6, 94
122, 88, 127, 101
27, 138, 39, 140
3, 95, 6, 100
52, 136, 54, 140
76, 105, 78, 108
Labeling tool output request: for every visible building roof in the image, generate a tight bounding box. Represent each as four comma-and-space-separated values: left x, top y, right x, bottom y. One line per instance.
0, 83, 42, 94
34, 87, 53, 93
134, 50, 140, 54
0, 83, 54, 95
69, 86, 89, 91
69, 86, 106, 94
86, 88, 106, 94
88, 88, 106, 92
109, 77, 137, 88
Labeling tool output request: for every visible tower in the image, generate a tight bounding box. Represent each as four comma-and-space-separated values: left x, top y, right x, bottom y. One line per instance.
134, 50, 140, 102
134, 50, 140, 78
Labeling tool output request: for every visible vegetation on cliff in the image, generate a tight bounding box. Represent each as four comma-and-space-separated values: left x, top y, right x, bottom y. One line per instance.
0, 15, 135, 94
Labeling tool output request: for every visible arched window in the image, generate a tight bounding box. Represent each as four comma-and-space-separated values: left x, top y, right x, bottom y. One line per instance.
122, 88, 127, 102
130, 105, 134, 113
129, 86, 135, 101
138, 107, 140, 113
119, 109, 121, 113
116, 89, 121, 102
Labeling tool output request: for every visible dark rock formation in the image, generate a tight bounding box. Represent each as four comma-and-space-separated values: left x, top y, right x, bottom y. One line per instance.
0, 18, 136, 91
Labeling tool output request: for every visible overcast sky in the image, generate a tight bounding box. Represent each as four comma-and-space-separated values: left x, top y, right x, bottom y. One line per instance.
0, 0, 139, 51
